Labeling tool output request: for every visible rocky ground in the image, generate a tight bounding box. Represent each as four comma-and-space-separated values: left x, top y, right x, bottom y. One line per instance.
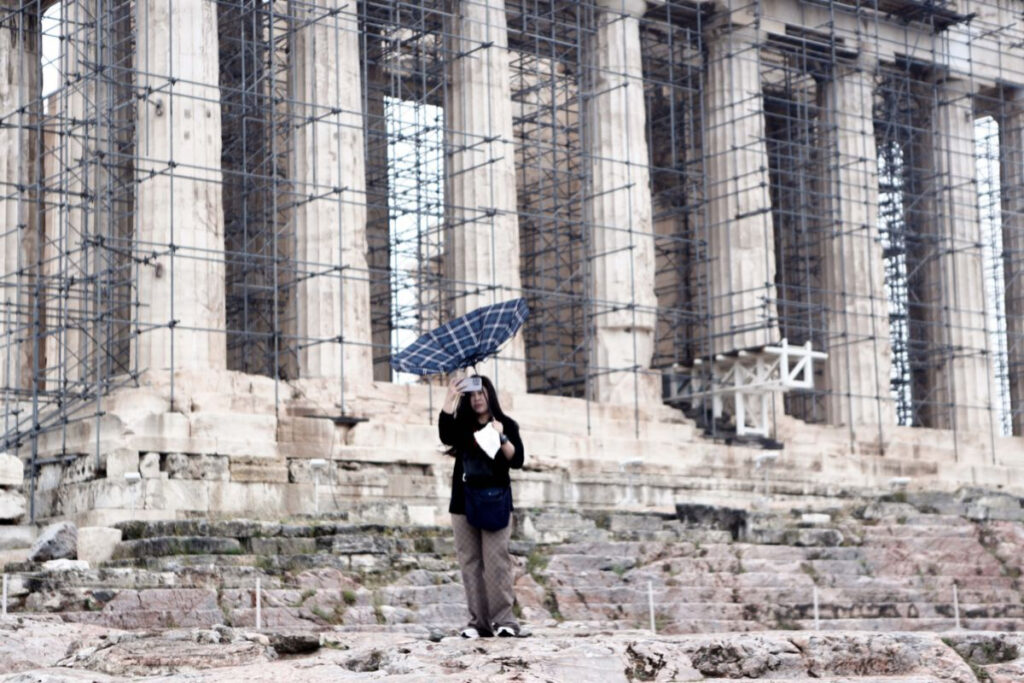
2, 489, 1024, 680
1, 615, 1024, 682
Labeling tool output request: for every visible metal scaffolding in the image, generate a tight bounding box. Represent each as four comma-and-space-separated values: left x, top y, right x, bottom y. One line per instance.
1, 0, 1023, 487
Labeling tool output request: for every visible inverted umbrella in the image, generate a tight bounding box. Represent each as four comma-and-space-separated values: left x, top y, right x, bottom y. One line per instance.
391, 298, 529, 376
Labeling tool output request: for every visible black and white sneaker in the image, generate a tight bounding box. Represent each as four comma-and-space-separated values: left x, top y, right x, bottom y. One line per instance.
495, 624, 531, 638
460, 626, 494, 639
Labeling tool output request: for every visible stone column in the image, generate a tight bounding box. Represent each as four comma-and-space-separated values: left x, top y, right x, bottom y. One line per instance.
915, 77, 991, 433
1000, 88, 1024, 435
134, 0, 226, 372
445, 0, 525, 394
365, 63, 392, 383
0, 5, 40, 392
703, 22, 778, 354
290, 1, 372, 388
817, 60, 896, 428
59, 0, 117, 385
583, 0, 658, 405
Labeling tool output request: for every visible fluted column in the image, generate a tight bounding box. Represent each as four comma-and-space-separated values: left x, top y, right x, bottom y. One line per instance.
583, 0, 657, 405
916, 77, 991, 433
0, 4, 40, 393
290, 1, 372, 388
1000, 88, 1024, 435
704, 22, 778, 354
58, 0, 116, 385
818, 60, 896, 428
366, 63, 392, 383
445, 0, 525, 393
134, 0, 226, 372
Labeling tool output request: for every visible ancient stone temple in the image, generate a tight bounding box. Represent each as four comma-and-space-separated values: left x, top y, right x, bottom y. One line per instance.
0, 0, 1022, 527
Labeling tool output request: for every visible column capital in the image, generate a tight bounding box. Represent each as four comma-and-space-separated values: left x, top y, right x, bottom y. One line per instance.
826, 55, 877, 87
926, 70, 979, 96
1003, 86, 1024, 110
704, 18, 761, 47
594, 0, 647, 18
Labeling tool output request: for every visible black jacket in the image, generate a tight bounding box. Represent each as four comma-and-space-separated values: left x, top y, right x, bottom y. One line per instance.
438, 411, 525, 514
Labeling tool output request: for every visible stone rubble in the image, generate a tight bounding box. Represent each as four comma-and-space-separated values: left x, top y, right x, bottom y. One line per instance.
28, 522, 77, 563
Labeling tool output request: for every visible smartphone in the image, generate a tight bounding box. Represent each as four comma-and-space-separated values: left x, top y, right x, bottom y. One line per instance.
462, 376, 482, 393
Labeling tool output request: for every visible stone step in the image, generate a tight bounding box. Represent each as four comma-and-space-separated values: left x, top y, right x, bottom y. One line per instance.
789, 616, 1024, 631
22, 576, 1020, 624
111, 536, 245, 560
12, 578, 1024, 637
860, 522, 979, 537
102, 551, 458, 575
737, 585, 1021, 605
766, 601, 1024, 621
540, 568, 1018, 599
543, 582, 1024, 620
114, 518, 450, 541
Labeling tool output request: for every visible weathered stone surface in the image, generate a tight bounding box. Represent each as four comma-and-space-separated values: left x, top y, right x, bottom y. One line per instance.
0, 547, 31, 567
0, 616, 121, 676
268, 632, 320, 656
116, 519, 210, 540
250, 537, 316, 556
111, 536, 243, 560
0, 619, 1005, 682
29, 521, 78, 562
794, 528, 844, 547
943, 632, 1024, 670
156, 453, 229, 483
196, 454, 230, 481
0, 668, 122, 681
139, 452, 160, 479
0, 525, 33, 551
320, 534, 390, 555
0, 452, 23, 487
43, 558, 90, 572
62, 634, 270, 676
229, 461, 289, 484
676, 503, 747, 540
145, 478, 209, 513
104, 449, 140, 481
78, 527, 124, 567
797, 632, 978, 680
801, 512, 832, 525
0, 488, 25, 522
210, 519, 280, 538
292, 567, 363, 592
164, 452, 196, 479
83, 588, 222, 630
516, 510, 605, 544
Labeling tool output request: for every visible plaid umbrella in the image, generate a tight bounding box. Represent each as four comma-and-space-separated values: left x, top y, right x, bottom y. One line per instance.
391, 298, 529, 376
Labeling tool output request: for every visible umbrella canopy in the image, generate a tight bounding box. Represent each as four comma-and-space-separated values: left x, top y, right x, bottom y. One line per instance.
391, 298, 529, 376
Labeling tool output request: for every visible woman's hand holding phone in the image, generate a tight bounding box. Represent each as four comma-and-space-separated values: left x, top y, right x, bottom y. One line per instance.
443, 374, 463, 414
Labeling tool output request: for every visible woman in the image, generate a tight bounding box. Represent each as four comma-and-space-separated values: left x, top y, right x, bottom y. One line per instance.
439, 374, 527, 638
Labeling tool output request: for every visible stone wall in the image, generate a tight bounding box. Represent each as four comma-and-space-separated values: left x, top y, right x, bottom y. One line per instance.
0, 451, 31, 563
11, 372, 1024, 525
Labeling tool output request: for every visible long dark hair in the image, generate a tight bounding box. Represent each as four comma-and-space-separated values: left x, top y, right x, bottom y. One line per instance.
447, 374, 514, 454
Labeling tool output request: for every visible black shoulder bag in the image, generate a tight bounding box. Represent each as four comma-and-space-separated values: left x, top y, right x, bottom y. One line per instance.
462, 451, 512, 532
